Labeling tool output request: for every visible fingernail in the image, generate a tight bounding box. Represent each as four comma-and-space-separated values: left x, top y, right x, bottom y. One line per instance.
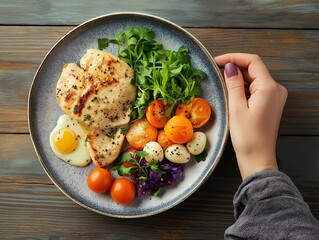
225, 62, 238, 78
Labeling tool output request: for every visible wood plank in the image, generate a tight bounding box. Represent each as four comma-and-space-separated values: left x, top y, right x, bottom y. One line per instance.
0, 70, 34, 133
0, 0, 319, 29
0, 133, 50, 184
0, 182, 235, 239
0, 26, 318, 134
0, 134, 318, 238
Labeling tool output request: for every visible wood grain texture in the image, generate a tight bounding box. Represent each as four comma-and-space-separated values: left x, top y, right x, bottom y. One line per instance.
0, 135, 318, 239
0, 182, 235, 239
0, 26, 318, 134
0, 0, 319, 28
1, 1, 318, 239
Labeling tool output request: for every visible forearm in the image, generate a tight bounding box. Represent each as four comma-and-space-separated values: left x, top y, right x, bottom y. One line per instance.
225, 170, 319, 240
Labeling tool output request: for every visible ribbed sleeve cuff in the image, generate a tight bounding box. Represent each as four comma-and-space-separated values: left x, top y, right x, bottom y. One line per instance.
233, 170, 303, 219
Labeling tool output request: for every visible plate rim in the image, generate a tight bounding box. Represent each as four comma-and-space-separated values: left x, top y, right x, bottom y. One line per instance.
27, 12, 229, 218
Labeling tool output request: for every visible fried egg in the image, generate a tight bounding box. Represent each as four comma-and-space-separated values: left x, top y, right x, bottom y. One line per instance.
50, 114, 91, 166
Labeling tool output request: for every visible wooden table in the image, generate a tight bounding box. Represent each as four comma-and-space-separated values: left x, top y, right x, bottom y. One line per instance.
1, 1, 318, 239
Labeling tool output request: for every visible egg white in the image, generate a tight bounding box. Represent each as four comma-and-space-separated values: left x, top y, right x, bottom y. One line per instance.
50, 114, 91, 167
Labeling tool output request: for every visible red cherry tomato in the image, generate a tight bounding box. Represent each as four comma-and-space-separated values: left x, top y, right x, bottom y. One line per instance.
87, 168, 113, 193
110, 178, 136, 205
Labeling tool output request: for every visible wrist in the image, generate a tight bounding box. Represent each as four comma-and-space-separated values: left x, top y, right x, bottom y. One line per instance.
236, 151, 278, 180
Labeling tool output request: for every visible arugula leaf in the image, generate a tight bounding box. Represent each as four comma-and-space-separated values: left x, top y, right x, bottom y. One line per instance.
139, 176, 148, 181
120, 151, 132, 162
115, 165, 135, 176
195, 149, 208, 163
98, 38, 109, 50
134, 150, 148, 159
111, 152, 139, 176
98, 27, 206, 120
148, 162, 159, 172
152, 188, 163, 197
120, 125, 130, 135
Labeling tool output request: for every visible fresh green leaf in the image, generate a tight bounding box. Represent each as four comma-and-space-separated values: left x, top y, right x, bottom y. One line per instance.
152, 188, 163, 197
83, 114, 91, 121
134, 150, 148, 159
195, 149, 208, 163
148, 162, 159, 171
169, 65, 183, 76
120, 151, 132, 163
127, 37, 137, 46
119, 165, 134, 176
139, 176, 148, 181
111, 164, 134, 176
120, 125, 130, 135
98, 38, 110, 50
178, 46, 189, 54
106, 128, 118, 138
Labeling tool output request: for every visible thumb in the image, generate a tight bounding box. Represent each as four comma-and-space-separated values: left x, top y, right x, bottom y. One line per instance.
224, 62, 247, 110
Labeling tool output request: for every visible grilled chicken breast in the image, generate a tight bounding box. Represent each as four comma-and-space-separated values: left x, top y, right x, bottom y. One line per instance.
56, 49, 136, 166
78, 125, 126, 167
56, 49, 136, 130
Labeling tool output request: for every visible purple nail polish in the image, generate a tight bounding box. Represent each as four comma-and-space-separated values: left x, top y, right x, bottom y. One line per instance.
225, 62, 238, 78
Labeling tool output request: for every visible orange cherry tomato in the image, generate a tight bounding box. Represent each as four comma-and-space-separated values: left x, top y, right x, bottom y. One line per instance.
145, 99, 171, 128
164, 115, 194, 144
87, 168, 113, 193
126, 119, 158, 150
157, 130, 174, 150
175, 98, 211, 128
110, 178, 136, 205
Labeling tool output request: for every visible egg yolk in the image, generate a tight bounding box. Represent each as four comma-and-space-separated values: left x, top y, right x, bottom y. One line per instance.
53, 129, 78, 154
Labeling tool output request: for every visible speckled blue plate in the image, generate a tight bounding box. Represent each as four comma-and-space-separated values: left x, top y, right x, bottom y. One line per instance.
28, 12, 228, 218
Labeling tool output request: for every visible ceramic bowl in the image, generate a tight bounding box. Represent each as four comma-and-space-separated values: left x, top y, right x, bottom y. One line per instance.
28, 12, 228, 218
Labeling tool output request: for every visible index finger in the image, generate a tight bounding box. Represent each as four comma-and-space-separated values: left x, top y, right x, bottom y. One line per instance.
214, 53, 272, 84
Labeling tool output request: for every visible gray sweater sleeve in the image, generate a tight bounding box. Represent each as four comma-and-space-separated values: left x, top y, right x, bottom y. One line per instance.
225, 170, 319, 240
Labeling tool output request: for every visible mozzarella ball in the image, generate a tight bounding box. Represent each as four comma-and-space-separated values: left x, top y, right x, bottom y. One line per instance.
186, 132, 207, 155
165, 144, 191, 164
143, 141, 164, 163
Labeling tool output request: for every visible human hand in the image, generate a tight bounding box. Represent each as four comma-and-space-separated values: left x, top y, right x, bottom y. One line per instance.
214, 53, 288, 180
